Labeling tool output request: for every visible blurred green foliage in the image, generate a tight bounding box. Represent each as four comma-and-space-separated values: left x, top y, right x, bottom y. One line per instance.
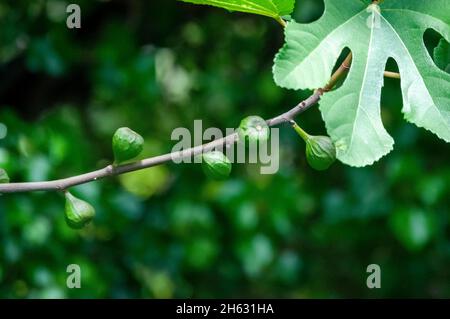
0, 0, 449, 298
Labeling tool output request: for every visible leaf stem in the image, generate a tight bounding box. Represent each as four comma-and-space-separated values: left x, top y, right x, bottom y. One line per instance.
275, 16, 287, 28
384, 71, 401, 79
291, 121, 310, 142
322, 52, 353, 93
321, 51, 400, 94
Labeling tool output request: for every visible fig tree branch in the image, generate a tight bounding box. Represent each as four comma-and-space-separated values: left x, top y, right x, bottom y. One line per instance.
0, 91, 321, 193
0, 44, 399, 194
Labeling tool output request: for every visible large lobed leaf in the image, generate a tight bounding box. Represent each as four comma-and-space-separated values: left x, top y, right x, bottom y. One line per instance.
273, 0, 450, 166
178, 0, 294, 20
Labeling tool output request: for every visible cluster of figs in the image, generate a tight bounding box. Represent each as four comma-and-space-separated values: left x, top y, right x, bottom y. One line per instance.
0, 117, 336, 230
201, 115, 337, 179
64, 127, 145, 230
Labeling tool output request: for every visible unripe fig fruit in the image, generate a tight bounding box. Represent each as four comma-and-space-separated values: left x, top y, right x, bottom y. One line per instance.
0, 169, 9, 183
238, 116, 270, 144
201, 151, 232, 180
65, 192, 96, 229
305, 135, 336, 171
112, 127, 144, 164
292, 121, 336, 171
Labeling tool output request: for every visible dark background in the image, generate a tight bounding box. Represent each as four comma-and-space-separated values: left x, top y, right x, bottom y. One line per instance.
0, 0, 449, 298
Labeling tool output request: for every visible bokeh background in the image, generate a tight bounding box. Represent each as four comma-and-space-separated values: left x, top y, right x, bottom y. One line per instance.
0, 0, 449, 298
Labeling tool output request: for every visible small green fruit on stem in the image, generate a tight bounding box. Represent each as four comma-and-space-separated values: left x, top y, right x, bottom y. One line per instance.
292, 121, 336, 171
0, 169, 10, 183
112, 127, 144, 164
238, 115, 270, 144
201, 151, 232, 180
64, 192, 96, 229
305, 136, 336, 171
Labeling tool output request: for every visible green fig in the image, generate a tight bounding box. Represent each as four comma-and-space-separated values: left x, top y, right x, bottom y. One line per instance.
112, 127, 144, 164
201, 151, 232, 180
305, 135, 336, 171
238, 116, 270, 144
292, 122, 336, 171
0, 169, 9, 183
64, 192, 96, 229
